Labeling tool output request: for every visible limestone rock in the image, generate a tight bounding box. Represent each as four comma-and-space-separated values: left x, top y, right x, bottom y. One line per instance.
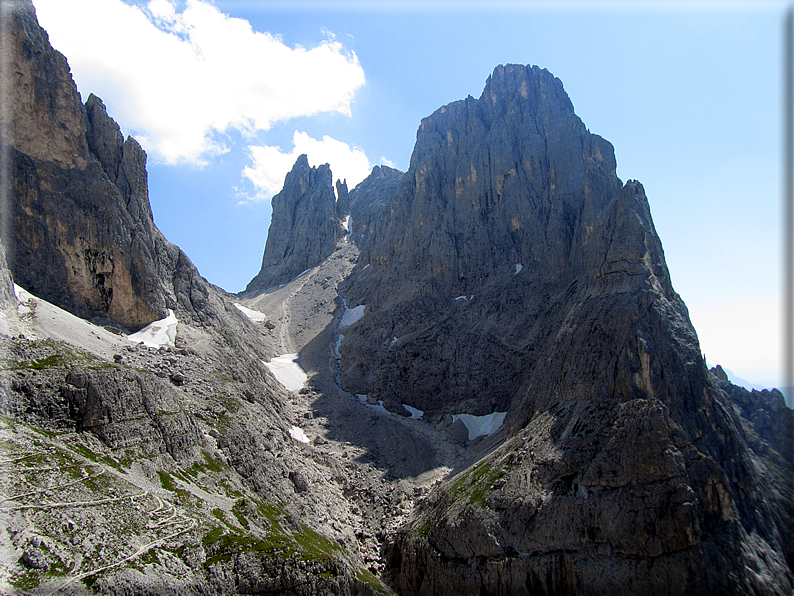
20, 547, 49, 570
345, 164, 404, 244
1, 0, 239, 337
61, 368, 205, 461
335, 64, 794, 593
0, 239, 15, 310
244, 155, 344, 294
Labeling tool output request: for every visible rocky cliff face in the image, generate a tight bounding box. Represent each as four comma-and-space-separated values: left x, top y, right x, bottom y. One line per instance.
4, 2, 793, 592
1, 0, 218, 333
340, 164, 404, 244
334, 65, 792, 593
0, 239, 14, 310
339, 65, 631, 415
244, 155, 345, 295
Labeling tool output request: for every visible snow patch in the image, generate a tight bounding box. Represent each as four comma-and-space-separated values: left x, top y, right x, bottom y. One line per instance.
340, 304, 365, 328
264, 353, 307, 391
362, 264, 370, 270
403, 404, 424, 420
455, 295, 468, 301
128, 309, 178, 349
13, 284, 33, 303
514, 263, 523, 275
357, 394, 389, 415
234, 303, 267, 323
452, 411, 506, 441
343, 214, 352, 242
288, 426, 311, 444
334, 334, 345, 358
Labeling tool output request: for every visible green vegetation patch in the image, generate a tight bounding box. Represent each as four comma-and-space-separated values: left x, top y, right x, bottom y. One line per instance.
449, 461, 505, 507
185, 450, 227, 479
446, 433, 527, 508
356, 567, 392, 594
157, 470, 177, 492
201, 496, 344, 568
232, 500, 250, 530
294, 524, 341, 559
3, 339, 113, 371
68, 442, 122, 471
9, 569, 40, 590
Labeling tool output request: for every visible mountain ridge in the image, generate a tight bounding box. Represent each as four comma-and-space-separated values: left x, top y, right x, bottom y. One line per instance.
2, 2, 792, 593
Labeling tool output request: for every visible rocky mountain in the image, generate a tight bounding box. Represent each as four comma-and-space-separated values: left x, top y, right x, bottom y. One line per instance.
1, 0, 223, 335
3, 1, 793, 594
248, 65, 793, 592
336, 65, 792, 594
244, 155, 345, 295
338, 165, 404, 244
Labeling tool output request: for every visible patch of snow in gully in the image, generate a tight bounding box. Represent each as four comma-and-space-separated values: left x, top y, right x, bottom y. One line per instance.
288, 426, 311, 443
128, 309, 178, 348
13, 284, 33, 303
339, 303, 365, 328
452, 411, 506, 441
403, 404, 424, 419
514, 263, 523, 275
343, 214, 352, 242
234, 303, 267, 323
357, 394, 390, 415
264, 353, 307, 391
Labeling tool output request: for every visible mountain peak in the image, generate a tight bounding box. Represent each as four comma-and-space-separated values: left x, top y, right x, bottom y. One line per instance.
243, 155, 343, 295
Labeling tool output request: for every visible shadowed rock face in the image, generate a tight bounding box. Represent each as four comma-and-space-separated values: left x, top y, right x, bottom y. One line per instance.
244, 155, 344, 295
3, 1, 793, 590
339, 65, 644, 416
340, 164, 404, 243
333, 65, 793, 593
352, 64, 622, 306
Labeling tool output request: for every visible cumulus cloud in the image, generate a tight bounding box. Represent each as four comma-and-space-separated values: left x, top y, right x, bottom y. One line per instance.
33, 0, 366, 165
243, 132, 373, 201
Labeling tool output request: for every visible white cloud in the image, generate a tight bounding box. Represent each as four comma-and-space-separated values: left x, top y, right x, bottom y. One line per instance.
243, 131, 372, 201
32, 0, 365, 165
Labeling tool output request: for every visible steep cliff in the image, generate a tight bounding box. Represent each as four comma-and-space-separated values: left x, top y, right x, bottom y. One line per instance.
334, 65, 792, 593
244, 155, 345, 295
4, 1, 792, 591
1, 0, 220, 333
343, 164, 404, 244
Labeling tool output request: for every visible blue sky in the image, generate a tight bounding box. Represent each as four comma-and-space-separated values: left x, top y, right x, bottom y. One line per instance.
31, 0, 786, 388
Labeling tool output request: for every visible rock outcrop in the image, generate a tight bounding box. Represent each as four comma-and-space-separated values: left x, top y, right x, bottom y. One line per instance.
1, 0, 225, 333
340, 164, 404, 244
712, 370, 794, 572
3, 2, 793, 592
244, 155, 344, 295
334, 65, 793, 593
0, 239, 14, 310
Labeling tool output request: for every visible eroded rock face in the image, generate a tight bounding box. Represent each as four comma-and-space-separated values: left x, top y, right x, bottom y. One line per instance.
339, 65, 630, 415
244, 155, 344, 295
334, 65, 793, 593
0, 0, 216, 332
61, 369, 205, 462
0, 239, 14, 309
352, 65, 621, 306
342, 164, 404, 243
